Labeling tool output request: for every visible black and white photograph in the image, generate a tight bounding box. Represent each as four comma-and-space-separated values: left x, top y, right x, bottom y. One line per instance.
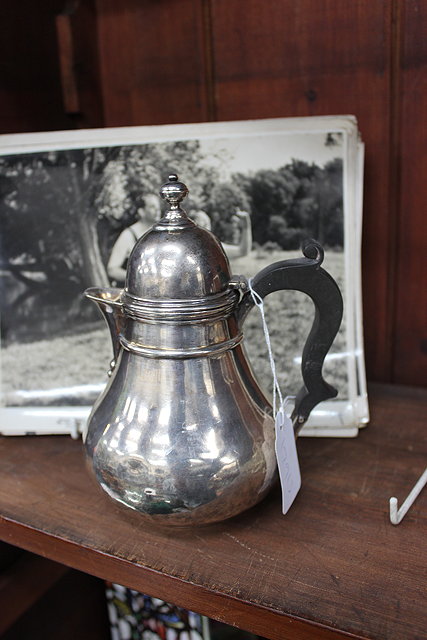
0, 117, 367, 435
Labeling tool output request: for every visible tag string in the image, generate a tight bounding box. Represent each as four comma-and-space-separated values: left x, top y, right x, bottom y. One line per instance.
248, 279, 283, 416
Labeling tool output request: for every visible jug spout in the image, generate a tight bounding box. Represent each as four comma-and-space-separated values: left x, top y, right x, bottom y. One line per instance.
85, 287, 124, 366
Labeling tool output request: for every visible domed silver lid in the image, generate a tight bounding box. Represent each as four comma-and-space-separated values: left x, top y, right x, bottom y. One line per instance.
124, 174, 232, 304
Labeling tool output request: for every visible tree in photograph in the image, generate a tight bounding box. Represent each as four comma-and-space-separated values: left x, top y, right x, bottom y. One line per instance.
235, 158, 343, 250
312, 158, 343, 247
239, 168, 299, 246
0, 147, 123, 294
204, 180, 251, 242
0, 148, 122, 344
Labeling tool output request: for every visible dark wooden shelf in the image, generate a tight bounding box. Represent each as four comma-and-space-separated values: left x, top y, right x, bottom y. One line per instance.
0, 384, 426, 640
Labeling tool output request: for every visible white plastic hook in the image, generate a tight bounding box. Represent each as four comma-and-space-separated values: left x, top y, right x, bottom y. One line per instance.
389, 467, 427, 525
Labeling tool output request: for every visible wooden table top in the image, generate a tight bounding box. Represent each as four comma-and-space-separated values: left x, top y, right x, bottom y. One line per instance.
0, 384, 426, 640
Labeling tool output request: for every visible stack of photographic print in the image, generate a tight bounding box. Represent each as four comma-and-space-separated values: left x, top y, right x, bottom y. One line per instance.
0, 116, 368, 436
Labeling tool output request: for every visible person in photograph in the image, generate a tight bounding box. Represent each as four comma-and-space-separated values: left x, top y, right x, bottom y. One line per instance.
227, 210, 252, 258
107, 193, 161, 286
190, 209, 253, 259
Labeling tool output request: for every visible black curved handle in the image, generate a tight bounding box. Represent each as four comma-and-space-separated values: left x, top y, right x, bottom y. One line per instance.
237, 240, 343, 431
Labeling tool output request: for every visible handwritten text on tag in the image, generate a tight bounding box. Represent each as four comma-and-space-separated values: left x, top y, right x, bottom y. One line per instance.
275, 406, 301, 514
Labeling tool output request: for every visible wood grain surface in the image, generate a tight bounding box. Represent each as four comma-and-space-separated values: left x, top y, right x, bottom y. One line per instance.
0, 385, 426, 640
94, 0, 211, 126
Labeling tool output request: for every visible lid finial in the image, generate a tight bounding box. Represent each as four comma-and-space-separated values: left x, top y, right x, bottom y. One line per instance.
159, 174, 189, 210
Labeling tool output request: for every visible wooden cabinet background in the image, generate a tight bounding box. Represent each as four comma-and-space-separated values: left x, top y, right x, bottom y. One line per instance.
1, 0, 426, 387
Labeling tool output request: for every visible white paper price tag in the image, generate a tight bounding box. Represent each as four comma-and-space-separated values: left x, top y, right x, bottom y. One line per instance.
275, 404, 301, 514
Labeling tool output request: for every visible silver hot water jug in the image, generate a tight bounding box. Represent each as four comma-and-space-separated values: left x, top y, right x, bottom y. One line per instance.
84, 174, 343, 526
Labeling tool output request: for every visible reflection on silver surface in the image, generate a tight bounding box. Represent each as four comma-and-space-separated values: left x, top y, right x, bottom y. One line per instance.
84, 345, 276, 526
